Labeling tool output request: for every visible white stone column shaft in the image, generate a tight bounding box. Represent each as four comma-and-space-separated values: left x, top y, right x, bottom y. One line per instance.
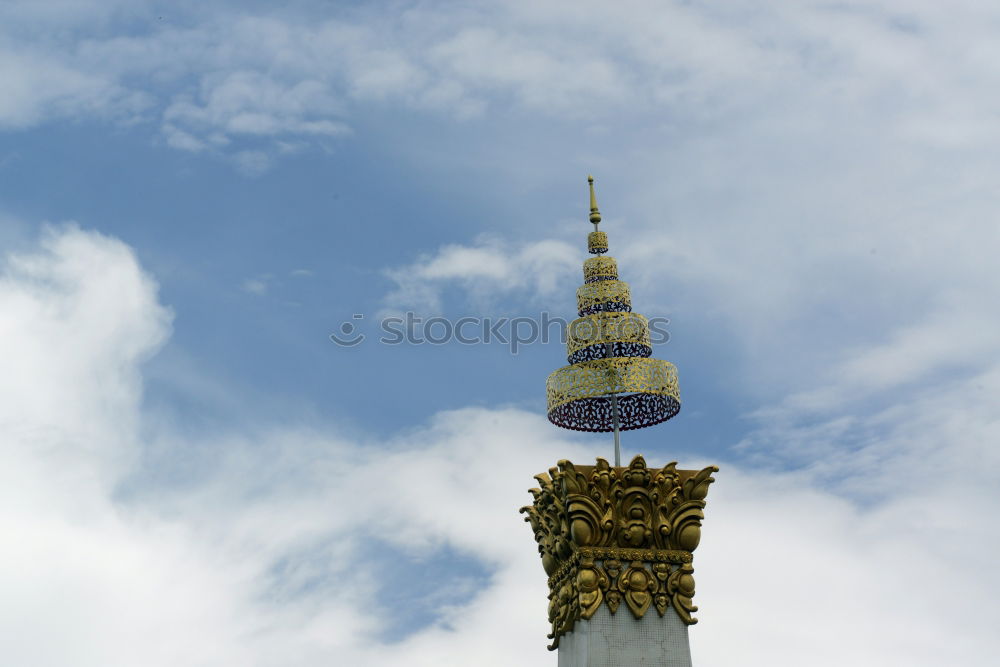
557, 603, 693, 667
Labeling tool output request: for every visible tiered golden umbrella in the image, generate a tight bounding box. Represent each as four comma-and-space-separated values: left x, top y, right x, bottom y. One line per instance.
546, 177, 680, 463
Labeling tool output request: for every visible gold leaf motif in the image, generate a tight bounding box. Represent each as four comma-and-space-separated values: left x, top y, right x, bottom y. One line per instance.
654, 593, 669, 616
652, 562, 671, 616
577, 556, 609, 620
667, 563, 699, 625
606, 590, 622, 614
617, 561, 656, 619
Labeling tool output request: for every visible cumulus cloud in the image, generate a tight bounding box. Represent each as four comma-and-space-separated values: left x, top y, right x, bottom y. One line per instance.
2, 226, 997, 665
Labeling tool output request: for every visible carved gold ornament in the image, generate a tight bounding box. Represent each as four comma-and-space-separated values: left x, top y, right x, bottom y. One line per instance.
521, 456, 717, 649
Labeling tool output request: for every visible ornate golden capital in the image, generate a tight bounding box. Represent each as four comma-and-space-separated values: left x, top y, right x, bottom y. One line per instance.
520, 455, 717, 650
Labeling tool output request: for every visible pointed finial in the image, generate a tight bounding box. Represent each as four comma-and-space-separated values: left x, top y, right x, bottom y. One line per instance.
588, 175, 602, 226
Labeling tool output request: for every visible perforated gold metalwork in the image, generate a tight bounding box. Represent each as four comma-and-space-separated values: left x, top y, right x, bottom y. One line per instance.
566, 312, 650, 358
588, 231, 608, 254
576, 280, 631, 316
546, 357, 679, 411
583, 256, 618, 282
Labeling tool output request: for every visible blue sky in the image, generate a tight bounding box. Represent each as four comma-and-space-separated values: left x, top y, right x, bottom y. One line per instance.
2, 2, 999, 665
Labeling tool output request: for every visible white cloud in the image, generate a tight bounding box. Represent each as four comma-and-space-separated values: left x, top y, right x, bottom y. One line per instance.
0, 48, 147, 129
382, 236, 578, 314
3, 0, 1000, 661
162, 70, 348, 145
0, 225, 171, 469
5, 1, 1000, 169
2, 224, 998, 666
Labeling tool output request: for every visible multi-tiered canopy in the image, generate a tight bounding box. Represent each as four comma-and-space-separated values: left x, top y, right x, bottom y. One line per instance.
545, 177, 681, 435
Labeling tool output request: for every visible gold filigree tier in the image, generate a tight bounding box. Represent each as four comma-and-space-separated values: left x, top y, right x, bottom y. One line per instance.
588, 231, 608, 254
546, 357, 679, 432
566, 312, 651, 362
521, 456, 717, 650
566, 312, 649, 356
576, 280, 632, 317
583, 256, 619, 283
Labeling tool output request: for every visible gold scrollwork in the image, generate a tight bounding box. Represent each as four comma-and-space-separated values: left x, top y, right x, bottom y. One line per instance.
521, 456, 717, 649
583, 256, 619, 282
588, 231, 608, 254
666, 562, 699, 624
566, 312, 650, 357
576, 280, 631, 315
546, 357, 680, 413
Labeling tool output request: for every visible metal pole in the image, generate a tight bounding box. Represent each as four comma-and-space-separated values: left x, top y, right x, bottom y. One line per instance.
605, 342, 622, 466
611, 394, 622, 467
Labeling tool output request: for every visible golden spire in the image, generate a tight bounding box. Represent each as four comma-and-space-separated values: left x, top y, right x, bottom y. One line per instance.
587, 175, 608, 254
588, 175, 602, 226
